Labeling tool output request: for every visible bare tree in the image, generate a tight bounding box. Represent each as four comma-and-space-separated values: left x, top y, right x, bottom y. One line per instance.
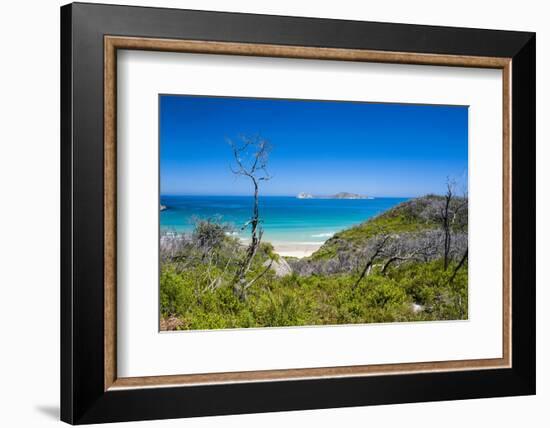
441, 181, 454, 270
381, 251, 418, 274
449, 248, 468, 285
228, 134, 272, 299
435, 179, 468, 270
353, 234, 391, 289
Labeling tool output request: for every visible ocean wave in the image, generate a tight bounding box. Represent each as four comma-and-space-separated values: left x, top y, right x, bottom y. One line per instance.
311, 232, 334, 238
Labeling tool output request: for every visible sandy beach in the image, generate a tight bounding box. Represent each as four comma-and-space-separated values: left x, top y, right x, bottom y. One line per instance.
272, 242, 323, 258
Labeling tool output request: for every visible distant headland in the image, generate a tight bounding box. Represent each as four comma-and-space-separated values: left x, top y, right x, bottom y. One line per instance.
297, 192, 373, 200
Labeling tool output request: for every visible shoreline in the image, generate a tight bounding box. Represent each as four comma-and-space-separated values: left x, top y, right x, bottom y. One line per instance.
271, 242, 322, 258
161, 231, 325, 259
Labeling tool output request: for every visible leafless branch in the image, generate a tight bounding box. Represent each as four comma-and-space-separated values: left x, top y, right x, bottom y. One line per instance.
228, 134, 273, 300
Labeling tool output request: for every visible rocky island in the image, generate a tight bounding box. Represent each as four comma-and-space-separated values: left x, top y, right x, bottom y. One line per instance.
296, 192, 372, 199
330, 192, 371, 199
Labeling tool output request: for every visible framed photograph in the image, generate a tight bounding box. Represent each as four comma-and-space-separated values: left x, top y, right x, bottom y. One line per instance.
61, 2, 535, 424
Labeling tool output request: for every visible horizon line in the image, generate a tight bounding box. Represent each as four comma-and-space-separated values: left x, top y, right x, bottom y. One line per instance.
160, 193, 417, 198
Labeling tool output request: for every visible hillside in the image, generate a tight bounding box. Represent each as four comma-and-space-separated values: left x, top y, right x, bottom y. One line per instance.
311, 195, 466, 259
288, 195, 468, 277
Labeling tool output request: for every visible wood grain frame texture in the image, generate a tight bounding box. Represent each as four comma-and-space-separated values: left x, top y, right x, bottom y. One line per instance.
104, 36, 512, 391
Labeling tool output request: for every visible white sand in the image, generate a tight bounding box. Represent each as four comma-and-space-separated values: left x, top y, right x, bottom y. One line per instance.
272, 243, 323, 258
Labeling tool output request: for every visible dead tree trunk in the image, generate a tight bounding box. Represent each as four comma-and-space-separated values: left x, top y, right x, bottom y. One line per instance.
449, 248, 468, 285
353, 235, 390, 289
381, 251, 418, 274
437, 179, 468, 271
442, 183, 452, 270
228, 135, 272, 300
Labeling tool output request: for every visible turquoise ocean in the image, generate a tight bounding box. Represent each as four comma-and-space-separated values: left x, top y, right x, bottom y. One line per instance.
160, 195, 408, 245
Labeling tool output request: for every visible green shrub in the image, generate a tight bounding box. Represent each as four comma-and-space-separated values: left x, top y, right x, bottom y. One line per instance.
160, 252, 468, 330
159, 267, 194, 317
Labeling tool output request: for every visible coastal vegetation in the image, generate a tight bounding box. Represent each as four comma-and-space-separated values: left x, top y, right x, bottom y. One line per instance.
160, 192, 468, 331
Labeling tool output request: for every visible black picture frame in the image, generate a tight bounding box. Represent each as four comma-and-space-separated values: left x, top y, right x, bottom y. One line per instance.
61, 2, 535, 424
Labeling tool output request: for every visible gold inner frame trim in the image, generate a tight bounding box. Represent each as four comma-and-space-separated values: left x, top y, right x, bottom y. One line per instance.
104, 35, 512, 391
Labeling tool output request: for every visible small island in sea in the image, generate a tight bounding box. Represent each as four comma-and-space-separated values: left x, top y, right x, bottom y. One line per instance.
330, 191, 370, 199
159, 94, 468, 331
297, 191, 372, 199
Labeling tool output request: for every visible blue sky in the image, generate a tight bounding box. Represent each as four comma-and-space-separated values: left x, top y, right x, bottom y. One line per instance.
160, 95, 468, 197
